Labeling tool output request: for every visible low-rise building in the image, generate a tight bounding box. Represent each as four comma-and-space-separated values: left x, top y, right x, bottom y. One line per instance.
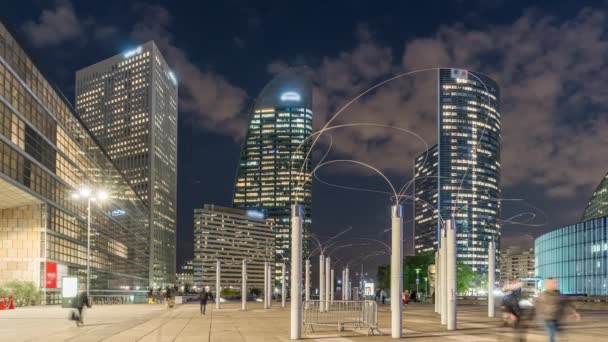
500, 247, 536, 294
193, 205, 274, 291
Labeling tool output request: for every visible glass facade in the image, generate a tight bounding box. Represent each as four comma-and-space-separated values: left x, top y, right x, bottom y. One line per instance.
581, 172, 608, 221
0, 21, 150, 303
535, 215, 608, 295
233, 73, 312, 281
75, 42, 178, 287
414, 68, 501, 274
193, 205, 274, 290
414, 145, 438, 254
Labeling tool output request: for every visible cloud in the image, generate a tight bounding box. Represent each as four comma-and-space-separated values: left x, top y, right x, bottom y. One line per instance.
131, 4, 249, 138
22, 0, 82, 47
271, 8, 608, 206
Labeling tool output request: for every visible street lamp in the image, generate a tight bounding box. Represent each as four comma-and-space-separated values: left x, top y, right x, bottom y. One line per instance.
415, 268, 421, 301
71, 186, 109, 297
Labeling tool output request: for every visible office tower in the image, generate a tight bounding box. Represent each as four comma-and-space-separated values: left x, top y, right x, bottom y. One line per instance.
413, 145, 438, 254
581, 172, 608, 221
233, 73, 312, 280
75, 42, 178, 287
414, 68, 501, 273
500, 247, 535, 294
0, 21, 149, 303
193, 205, 274, 290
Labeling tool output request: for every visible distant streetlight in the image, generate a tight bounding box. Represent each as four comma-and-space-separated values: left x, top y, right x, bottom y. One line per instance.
71, 186, 109, 296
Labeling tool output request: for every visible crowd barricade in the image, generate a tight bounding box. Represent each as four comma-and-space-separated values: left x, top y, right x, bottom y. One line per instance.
302, 300, 380, 336
0, 296, 15, 310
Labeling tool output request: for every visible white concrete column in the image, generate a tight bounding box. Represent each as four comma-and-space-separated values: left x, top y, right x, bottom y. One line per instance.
441, 227, 447, 325
342, 269, 346, 300
282, 263, 287, 308
242, 259, 247, 311
391, 205, 403, 338
319, 254, 325, 312
325, 256, 331, 311
290, 204, 303, 339
216, 260, 221, 309
264, 261, 269, 309
267, 263, 272, 308
434, 250, 439, 313
345, 267, 350, 300
330, 268, 335, 304
488, 240, 495, 318
447, 219, 457, 330
305, 259, 310, 306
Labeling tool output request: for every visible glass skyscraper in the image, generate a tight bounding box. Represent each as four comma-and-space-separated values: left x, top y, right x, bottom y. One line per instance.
0, 21, 150, 303
581, 172, 608, 221
414, 68, 501, 273
233, 73, 312, 280
75, 42, 178, 287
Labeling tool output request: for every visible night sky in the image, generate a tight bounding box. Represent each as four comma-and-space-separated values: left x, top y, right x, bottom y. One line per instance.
5, 0, 608, 277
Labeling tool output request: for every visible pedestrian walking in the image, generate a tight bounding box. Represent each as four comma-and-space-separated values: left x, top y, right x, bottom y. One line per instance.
502, 280, 526, 342
380, 289, 386, 304
200, 287, 213, 314
537, 278, 580, 342
165, 286, 173, 309
70, 285, 90, 327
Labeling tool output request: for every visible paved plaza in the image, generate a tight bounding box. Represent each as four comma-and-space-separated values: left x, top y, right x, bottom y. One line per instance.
1, 302, 607, 341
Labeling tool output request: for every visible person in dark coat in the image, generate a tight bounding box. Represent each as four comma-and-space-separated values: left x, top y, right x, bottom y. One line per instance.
503, 281, 526, 342
71, 286, 89, 326
200, 287, 213, 314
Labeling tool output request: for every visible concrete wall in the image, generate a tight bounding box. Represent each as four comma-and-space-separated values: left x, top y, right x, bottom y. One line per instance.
0, 204, 43, 285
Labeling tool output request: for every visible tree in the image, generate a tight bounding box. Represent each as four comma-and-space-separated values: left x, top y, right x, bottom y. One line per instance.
376, 265, 390, 290
457, 261, 476, 295
403, 251, 435, 292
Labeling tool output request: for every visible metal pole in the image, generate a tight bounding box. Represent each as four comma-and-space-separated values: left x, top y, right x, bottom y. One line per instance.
319, 254, 325, 312
216, 260, 221, 309
86, 198, 91, 297
488, 240, 495, 318
434, 251, 439, 313
305, 259, 310, 305
282, 263, 286, 308
342, 269, 346, 300
330, 268, 334, 304
325, 256, 330, 311
391, 205, 403, 338
290, 204, 303, 340
264, 261, 268, 309
441, 227, 447, 325
447, 219, 457, 330
242, 259, 247, 311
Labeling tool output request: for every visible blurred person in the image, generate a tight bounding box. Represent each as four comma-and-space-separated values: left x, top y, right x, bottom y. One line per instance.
502, 280, 527, 342
70, 285, 90, 327
537, 278, 580, 342
165, 286, 173, 308
380, 289, 386, 304
200, 287, 213, 315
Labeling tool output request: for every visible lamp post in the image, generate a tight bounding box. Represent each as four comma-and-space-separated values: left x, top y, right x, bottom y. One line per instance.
71, 186, 108, 297
415, 268, 421, 300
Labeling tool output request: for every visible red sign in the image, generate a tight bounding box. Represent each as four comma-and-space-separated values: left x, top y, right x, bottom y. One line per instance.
45, 261, 57, 288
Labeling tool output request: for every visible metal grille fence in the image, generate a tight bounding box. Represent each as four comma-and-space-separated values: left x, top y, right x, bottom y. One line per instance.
303, 300, 380, 335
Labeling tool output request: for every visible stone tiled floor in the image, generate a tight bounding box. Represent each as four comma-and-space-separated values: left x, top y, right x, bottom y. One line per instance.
1, 302, 606, 341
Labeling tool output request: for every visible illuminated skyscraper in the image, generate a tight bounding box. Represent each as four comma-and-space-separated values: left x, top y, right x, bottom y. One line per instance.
233, 73, 312, 280
581, 172, 608, 221
414, 68, 501, 273
75, 42, 178, 286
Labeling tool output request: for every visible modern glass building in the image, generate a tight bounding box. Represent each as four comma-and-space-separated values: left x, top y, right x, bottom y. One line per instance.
233, 73, 312, 281
75, 42, 178, 287
413, 68, 501, 274
581, 172, 608, 221
0, 21, 150, 303
193, 205, 274, 290
535, 215, 608, 295
413, 145, 438, 254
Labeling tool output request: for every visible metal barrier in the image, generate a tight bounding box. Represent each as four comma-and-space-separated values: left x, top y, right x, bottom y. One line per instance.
303, 300, 380, 335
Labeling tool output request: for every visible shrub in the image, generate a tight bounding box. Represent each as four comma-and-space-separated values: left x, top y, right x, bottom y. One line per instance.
0, 281, 41, 306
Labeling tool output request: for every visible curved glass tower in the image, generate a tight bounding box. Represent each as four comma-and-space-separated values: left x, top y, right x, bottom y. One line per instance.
581, 172, 608, 221
233, 73, 312, 280
415, 68, 501, 274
